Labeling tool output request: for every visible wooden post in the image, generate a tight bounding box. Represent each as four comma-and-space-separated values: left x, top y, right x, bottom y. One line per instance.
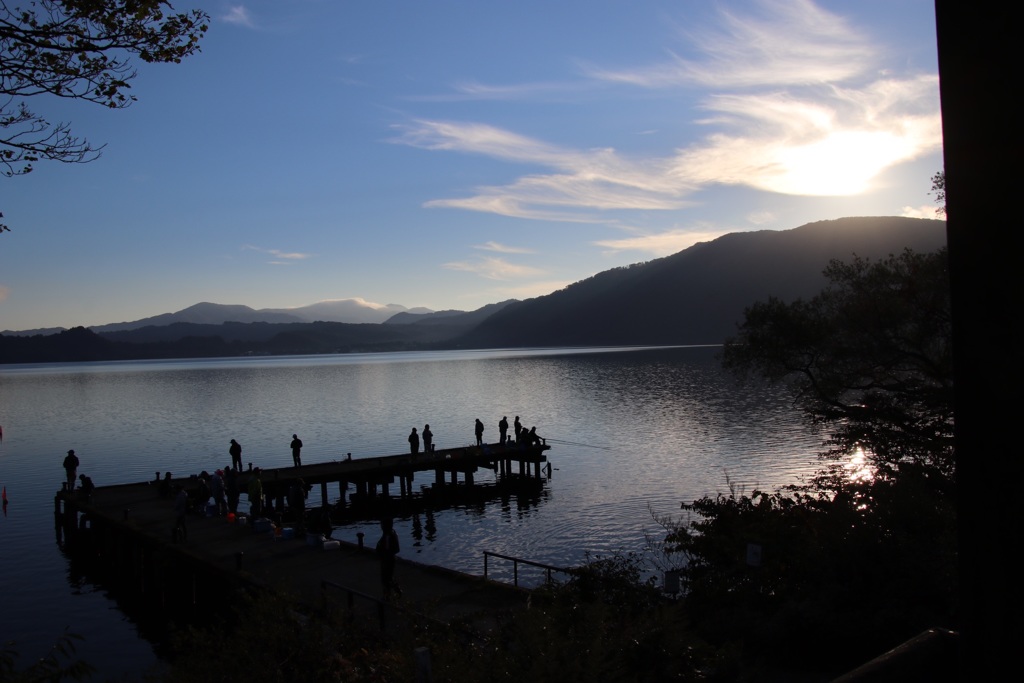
320, 481, 329, 507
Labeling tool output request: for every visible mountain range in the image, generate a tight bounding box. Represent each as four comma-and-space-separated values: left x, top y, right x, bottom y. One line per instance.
0, 216, 947, 363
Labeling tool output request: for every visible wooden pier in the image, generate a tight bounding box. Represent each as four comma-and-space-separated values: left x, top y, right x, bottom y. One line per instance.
55, 442, 554, 635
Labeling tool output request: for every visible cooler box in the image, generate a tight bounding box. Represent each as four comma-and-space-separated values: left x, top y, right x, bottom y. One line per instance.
253, 518, 272, 533
322, 540, 340, 551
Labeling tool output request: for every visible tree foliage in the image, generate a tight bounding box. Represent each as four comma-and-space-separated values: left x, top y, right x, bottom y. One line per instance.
664, 247, 958, 674
1, 631, 95, 682
1, 0, 208, 231
722, 247, 954, 482
931, 170, 946, 215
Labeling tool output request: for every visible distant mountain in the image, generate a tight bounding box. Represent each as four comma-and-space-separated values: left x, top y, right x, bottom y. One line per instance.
383, 300, 519, 326
455, 216, 947, 348
90, 302, 305, 333
263, 299, 432, 325
47, 299, 433, 335
1, 216, 948, 362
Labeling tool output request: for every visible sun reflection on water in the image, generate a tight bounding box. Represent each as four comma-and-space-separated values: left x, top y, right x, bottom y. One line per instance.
845, 446, 875, 483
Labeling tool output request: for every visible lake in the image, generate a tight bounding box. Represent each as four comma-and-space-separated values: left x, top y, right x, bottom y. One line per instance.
0, 345, 821, 678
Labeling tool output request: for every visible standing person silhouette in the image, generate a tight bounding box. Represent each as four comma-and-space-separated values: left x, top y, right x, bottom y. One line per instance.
290, 434, 303, 467
376, 517, 401, 599
423, 424, 433, 452
229, 439, 243, 471
499, 416, 509, 444
514, 416, 523, 443
474, 418, 484, 446
408, 427, 419, 455
62, 449, 79, 491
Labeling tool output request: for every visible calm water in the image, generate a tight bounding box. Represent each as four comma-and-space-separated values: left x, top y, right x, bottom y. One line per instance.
0, 346, 820, 677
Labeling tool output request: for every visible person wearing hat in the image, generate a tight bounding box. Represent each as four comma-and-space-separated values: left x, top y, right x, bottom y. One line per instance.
62, 449, 79, 491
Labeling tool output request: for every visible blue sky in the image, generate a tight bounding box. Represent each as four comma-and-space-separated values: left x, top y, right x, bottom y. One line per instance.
0, 0, 942, 331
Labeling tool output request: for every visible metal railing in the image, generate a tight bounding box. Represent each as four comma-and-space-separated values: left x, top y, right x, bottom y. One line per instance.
482, 551, 571, 587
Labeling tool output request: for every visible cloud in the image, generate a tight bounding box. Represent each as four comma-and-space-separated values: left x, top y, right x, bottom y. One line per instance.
476, 280, 575, 302
746, 211, 777, 225
473, 241, 534, 254
587, 0, 873, 88
243, 245, 313, 263
222, 6, 255, 28
442, 256, 544, 280
0, 285, 9, 302
594, 229, 729, 257
900, 204, 944, 220
396, 1, 940, 221
398, 120, 695, 222
671, 76, 942, 196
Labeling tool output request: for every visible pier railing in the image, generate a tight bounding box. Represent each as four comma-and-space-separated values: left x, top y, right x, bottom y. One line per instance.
482, 551, 571, 587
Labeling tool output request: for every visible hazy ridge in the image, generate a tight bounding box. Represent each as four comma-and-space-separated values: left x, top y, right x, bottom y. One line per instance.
0, 216, 947, 363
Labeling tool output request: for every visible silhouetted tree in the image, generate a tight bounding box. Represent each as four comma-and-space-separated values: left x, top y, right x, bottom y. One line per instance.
931, 170, 946, 215
723, 247, 953, 482
664, 248, 957, 673
1, 0, 208, 232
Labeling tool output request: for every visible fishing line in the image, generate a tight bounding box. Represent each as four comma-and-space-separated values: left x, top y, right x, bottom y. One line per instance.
544, 437, 614, 451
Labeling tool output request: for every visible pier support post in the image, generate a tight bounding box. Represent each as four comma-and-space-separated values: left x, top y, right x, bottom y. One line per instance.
320, 481, 329, 507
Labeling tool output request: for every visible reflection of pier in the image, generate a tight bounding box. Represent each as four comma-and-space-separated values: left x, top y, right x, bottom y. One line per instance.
53, 442, 553, 636
265, 441, 552, 510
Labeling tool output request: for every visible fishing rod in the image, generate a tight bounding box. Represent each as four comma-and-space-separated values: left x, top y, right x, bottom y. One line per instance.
544, 437, 614, 451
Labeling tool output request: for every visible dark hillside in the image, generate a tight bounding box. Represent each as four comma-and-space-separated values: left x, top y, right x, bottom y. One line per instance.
457, 217, 947, 348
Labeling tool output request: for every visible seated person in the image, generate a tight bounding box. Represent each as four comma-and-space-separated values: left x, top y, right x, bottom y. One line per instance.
78, 474, 95, 501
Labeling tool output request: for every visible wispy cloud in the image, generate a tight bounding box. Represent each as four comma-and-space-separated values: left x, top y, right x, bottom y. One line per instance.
243, 246, 313, 263
481, 280, 574, 302
396, 0, 940, 223
588, 0, 872, 88
397, 120, 695, 222
594, 229, 728, 257
473, 241, 534, 254
900, 204, 944, 220
222, 5, 255, 28
409, 80, 590, 102
442, 256, 544, 280
0, 285, 9, 302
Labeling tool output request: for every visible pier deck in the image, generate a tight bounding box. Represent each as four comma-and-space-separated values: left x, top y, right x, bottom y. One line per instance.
56, 443, 553, 632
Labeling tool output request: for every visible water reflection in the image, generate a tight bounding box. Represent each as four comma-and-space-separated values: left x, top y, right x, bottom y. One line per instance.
1, 346, 821, 669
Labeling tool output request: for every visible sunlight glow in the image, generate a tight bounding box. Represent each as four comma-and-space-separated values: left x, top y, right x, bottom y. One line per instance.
845, 446, 874, 483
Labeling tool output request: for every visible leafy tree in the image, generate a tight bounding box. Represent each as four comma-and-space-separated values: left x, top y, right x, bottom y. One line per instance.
931, 170, 946, 215
1, 0, 209, 232
722, 247, 954, 483
663, 247, 957, 674
1, 632, 95, 682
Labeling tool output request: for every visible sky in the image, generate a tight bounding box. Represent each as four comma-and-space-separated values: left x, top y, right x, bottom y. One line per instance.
0, 0, 943, 332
